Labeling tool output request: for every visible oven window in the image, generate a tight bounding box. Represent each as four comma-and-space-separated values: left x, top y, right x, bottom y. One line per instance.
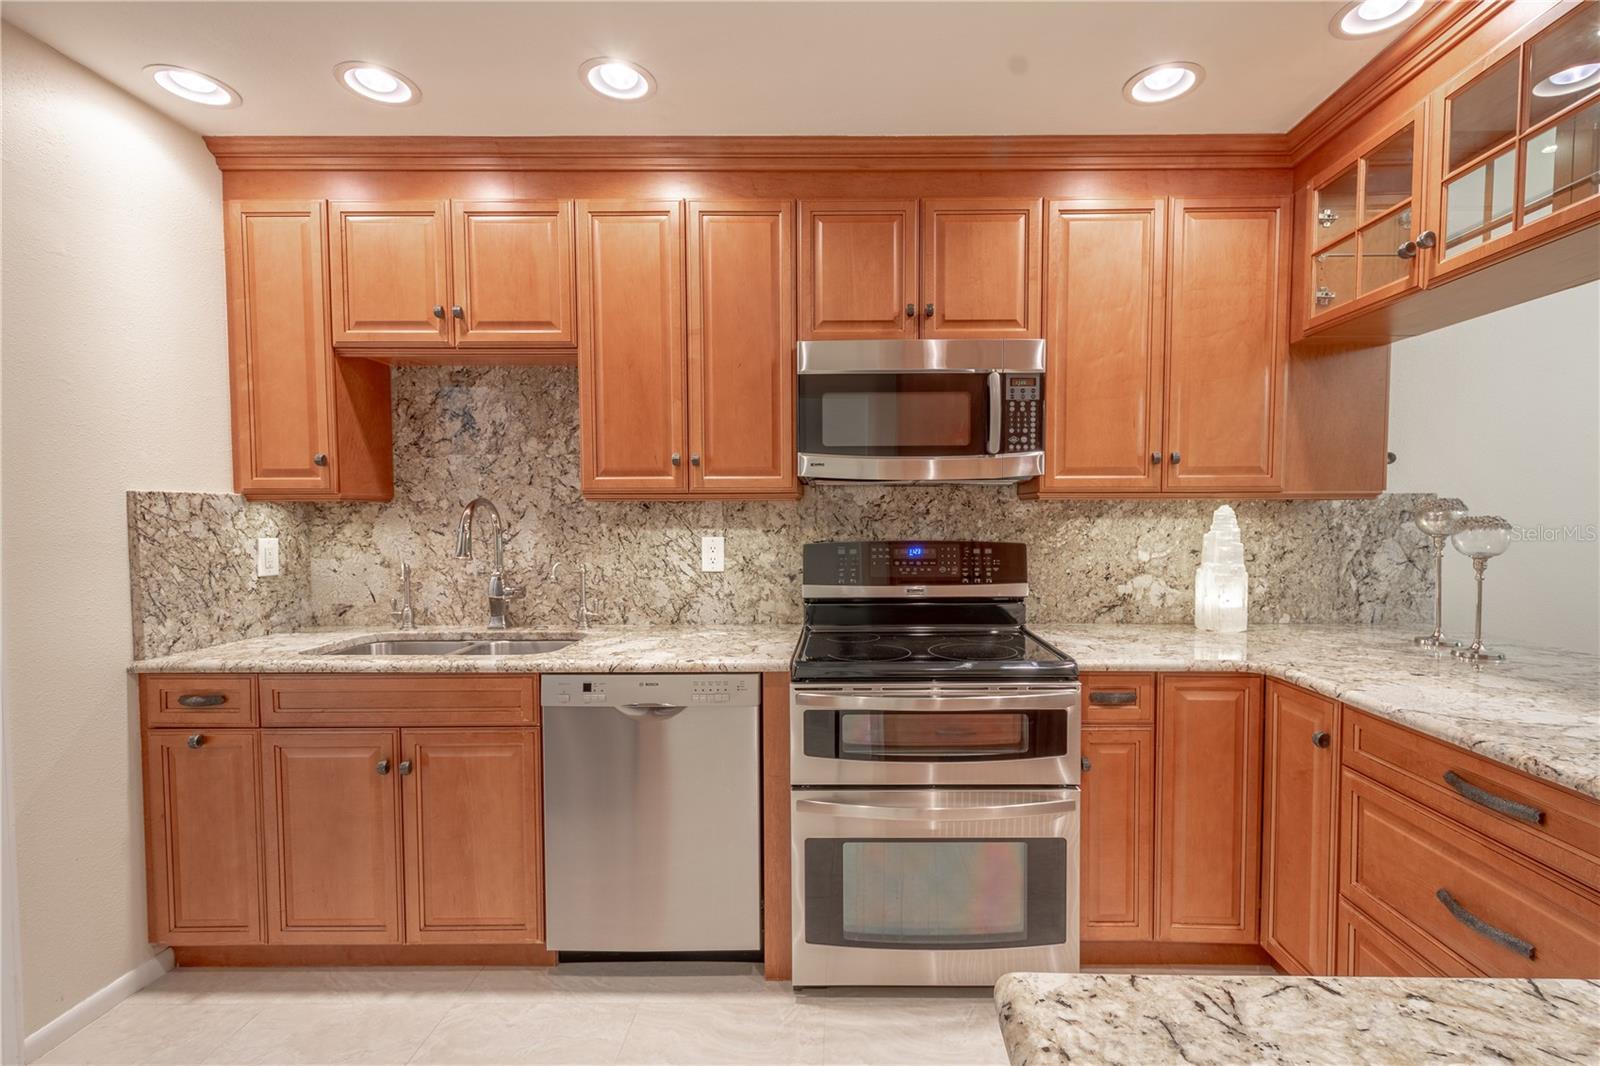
798, 373, 988, 457
838, 713, 1030, 758
805, 837, 1067, 950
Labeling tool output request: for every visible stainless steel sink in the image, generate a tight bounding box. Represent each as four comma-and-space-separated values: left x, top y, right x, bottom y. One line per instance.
324, 638, 578, 657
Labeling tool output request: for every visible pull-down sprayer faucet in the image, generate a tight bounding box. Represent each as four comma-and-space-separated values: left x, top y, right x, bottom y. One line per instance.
452, 497, 523, 629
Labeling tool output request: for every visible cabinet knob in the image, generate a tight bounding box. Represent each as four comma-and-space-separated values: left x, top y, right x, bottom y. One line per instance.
905, 303, 915, 318
1415, 230, 1437, 250
186, 734, 204, 749
924, 303, 935, 318
376, 759, 391, 775
1397, 240, 1418, 260
671, 452, 682, 466
1313, 731, 1331, 749
1169, 452, 1181, 465
313, 453, 328, 466
690, 454, 701, 466
451, 305, 463, 319
398, 760, 413, 776
432, 305, 445, 319
1151, 452, 1163, 465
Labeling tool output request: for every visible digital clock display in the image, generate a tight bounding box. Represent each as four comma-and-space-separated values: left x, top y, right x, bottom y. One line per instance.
896, 545, 927, 559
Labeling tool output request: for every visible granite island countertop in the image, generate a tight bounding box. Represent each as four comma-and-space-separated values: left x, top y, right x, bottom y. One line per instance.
994, 971, 1600, 1066
132, 623, 1600, 798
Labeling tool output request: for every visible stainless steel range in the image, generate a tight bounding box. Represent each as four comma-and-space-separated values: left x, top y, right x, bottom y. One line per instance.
789, 540, 1080, 987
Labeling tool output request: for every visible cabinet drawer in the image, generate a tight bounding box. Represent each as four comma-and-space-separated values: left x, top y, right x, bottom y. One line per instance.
141, 674, 258, 728
261, 675, 537, 727
1343, 709, 1600, 888
1081, 673, 1155, 726
1341, 770, 1600, 978
1336, 900, 1444, 977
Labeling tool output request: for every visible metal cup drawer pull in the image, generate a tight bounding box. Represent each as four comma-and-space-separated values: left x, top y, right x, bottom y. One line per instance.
177, 693, 227, 708
1088, 691, 1138, 706
1435, 889, 1535, 959
1442, 770, 1544, 825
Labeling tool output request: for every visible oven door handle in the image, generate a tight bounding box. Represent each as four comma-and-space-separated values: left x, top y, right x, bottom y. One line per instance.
795, 796, 1077, 821
792, 689, 1074, 713
986, 370, 1002, 455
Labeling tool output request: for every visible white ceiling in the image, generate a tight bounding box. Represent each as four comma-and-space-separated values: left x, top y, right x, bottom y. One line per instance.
1, 1, 1409, 137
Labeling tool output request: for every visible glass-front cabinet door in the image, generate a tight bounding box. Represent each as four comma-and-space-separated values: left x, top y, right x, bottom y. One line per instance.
1435, 2, 1600, 278
1305, 106, 1427, 331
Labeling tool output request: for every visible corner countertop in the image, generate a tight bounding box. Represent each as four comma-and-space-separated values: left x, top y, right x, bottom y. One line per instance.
131, 623, 1600, 799
994, 972, 1600, 1066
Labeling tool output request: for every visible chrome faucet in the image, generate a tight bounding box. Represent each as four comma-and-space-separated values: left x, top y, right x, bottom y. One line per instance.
452, 497, 523, 630
550, 560, 594, 630
391, 560, 416, 630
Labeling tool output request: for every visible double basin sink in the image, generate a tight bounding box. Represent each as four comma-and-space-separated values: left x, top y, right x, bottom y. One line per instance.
324, 637, 577, 657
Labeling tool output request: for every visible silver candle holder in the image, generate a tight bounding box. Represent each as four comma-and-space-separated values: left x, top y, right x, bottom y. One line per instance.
1412, 496, 1468, 648
1449, 515, 1512, 663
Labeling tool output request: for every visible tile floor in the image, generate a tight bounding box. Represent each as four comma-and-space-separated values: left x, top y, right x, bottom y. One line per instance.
36, 962, 1011, 1066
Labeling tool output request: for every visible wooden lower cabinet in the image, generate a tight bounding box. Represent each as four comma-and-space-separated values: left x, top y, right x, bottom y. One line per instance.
144, 730, 264, 946
1081, 726, 1155, 940
1260, 681, 1340, 974
1336, 900, 1444, 977
1156, 675, 1264, 943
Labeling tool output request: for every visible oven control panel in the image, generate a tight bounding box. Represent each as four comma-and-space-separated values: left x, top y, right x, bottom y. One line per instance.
803, 541, 1027, 587
1001, 374, 1042, 454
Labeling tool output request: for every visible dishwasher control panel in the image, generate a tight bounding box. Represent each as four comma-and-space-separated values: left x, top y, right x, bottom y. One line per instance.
541, 673, 759, 708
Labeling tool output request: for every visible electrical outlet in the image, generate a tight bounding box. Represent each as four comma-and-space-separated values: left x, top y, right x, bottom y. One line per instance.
700, 535, 725, 573
255, 537, 281, 577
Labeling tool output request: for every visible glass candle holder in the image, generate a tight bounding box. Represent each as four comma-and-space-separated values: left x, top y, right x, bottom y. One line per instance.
1412, 496, 1468, 648
1449, 515, 1512, 663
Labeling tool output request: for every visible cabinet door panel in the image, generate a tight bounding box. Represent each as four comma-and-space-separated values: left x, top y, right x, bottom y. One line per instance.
686, 200, 796, 496
1336, 901, 1443, 977
1261, 681, 1339, 974
226, 201, 334, 495
144, 730, 263, 945
577, 200, 687, 495
1165, 199, 1288, 492
403, 729, 543, 943
799, 200, 917, 340
1156, 675, 1263, 943
1036, 200, 1164, 493
920, 198, 1041, 338
451, 200, 575, 347
262, 730, 402, 943
329, 201, 450, 347
1081, 726, 1155, 941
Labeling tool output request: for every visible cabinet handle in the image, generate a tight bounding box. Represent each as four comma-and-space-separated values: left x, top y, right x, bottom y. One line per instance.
671, 452, 682, 467
1312, 730, 1331, 748
905, 303, 915, 318
376, 759, 390, 775
398, 760, 413, 776
1396, 240, 1418, 260
186, 734, 204, 749
177, 693, 226, 708
1435, 889, 1534, 959
1169, 452, 1181, 465
1081, 756, 1092, 772
432, 305, 445, 319
924, 303, 935, 318
1089, 690, 1138, 706
313, 453, 328, 466
1151, 452, 1162, 465
1415, 230, 1437, 249
690, 455, 701, 466
1442, 770, 1544, 825
451, 305, 463, 319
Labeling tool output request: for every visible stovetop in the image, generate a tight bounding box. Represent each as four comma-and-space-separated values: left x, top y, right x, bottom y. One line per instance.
791, 625, 1078, 683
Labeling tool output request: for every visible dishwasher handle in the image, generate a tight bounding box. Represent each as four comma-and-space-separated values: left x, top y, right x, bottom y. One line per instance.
617, 702, 688, 719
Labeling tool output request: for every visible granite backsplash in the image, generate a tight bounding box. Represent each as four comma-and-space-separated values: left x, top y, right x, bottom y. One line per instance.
128, 365, 1435, 658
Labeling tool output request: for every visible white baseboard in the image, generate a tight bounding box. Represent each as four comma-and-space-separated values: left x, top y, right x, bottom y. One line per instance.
22, 949, 173, 1063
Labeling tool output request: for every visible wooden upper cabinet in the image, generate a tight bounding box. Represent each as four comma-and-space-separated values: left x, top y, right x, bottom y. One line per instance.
1156, 674, 1264, 944
920, 198, 1042, 338
261, 730, 402, 944
226, 201, 334, 496
799, 200, 917, 340
1081, 726, 1155, 941
1164, 198, 1289, 493
577, 200, 687, 496
1032, 199, 1165, 495
450, 200, 576, 347
1261, 681, 1340, 975
402, 729, 543, 944
144, 730, 263, 945
328, 201, 451, 347
686, 200, 798, 496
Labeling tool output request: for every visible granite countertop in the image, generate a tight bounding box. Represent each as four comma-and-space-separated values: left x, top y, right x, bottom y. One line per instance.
131, 623, 1600, 798
995, 972, 1600, 1066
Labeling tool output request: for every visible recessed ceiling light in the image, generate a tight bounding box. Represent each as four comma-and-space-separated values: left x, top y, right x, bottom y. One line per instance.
1331, 0, 1424, 38
1122, 62, 1204, 105
580, 58, 656, 101
144, 64, 240, 108
1532, 62, 1600, 98
334, 61, 420, 105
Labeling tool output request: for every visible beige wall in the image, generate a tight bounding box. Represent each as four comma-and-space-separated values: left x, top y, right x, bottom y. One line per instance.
1388, 280, 1600, 655
1, 25, 231, 1035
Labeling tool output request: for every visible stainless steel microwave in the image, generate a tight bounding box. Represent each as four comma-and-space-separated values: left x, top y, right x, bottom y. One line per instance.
796, 339, 1045, 484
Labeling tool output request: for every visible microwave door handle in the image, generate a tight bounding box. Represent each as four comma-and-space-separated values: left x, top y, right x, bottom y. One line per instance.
795, 796, 1078, 821
986, 371, 1002, 454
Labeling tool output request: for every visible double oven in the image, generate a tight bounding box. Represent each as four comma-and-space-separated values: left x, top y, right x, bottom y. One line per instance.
789, 541, 1080, 987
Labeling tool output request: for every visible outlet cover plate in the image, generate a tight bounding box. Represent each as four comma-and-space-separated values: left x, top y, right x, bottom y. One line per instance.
701, 535, 725, 573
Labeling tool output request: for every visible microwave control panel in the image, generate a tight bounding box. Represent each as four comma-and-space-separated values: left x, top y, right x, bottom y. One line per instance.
1002, 375, 1042, 453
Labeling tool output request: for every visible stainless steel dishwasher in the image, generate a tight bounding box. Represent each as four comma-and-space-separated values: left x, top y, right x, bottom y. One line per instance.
540, 674, 762, 953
